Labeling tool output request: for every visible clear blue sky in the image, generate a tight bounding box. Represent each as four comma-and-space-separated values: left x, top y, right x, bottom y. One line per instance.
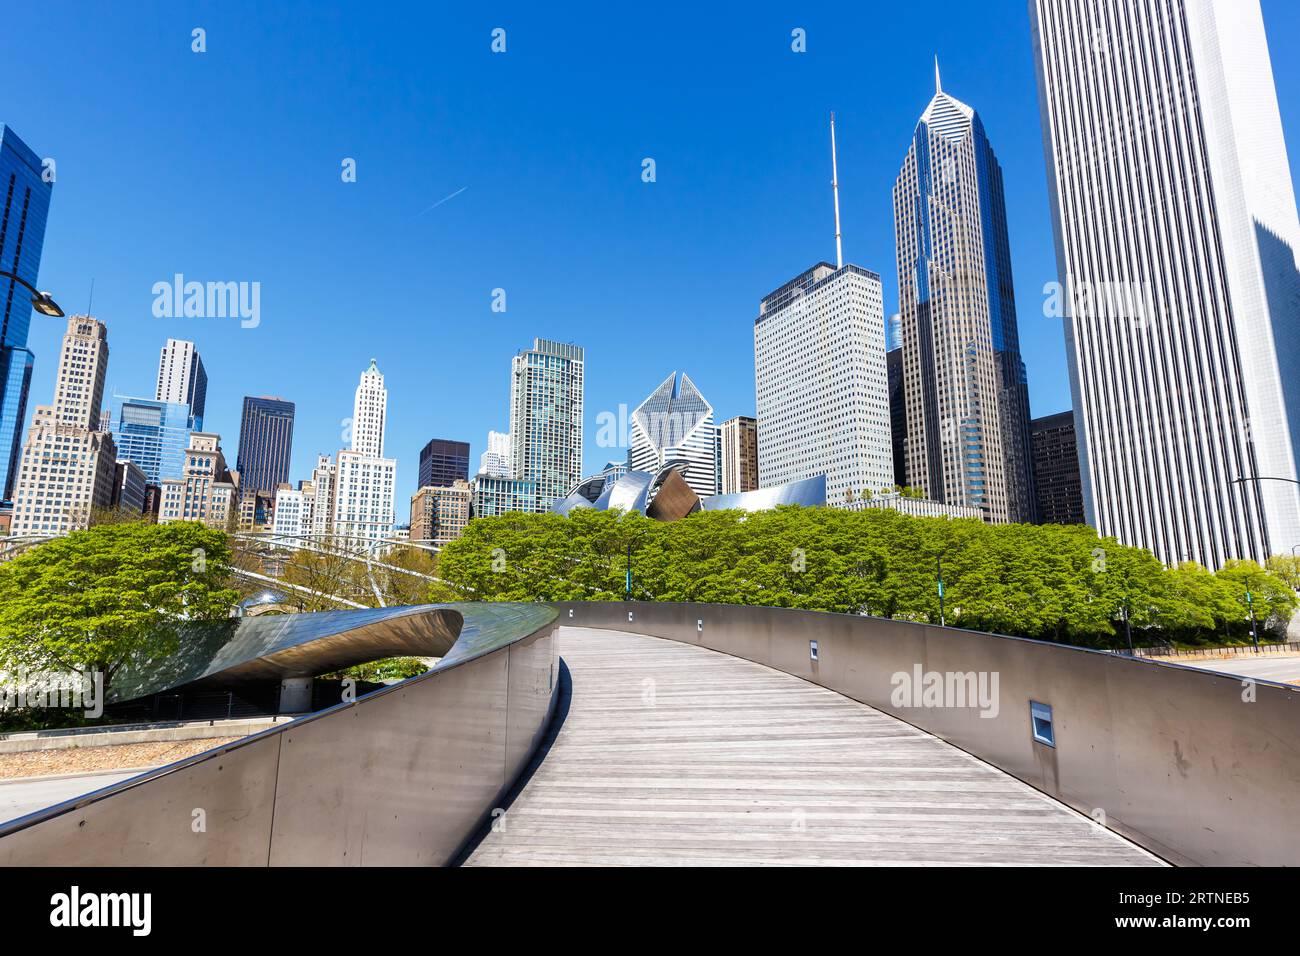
4, 0, 1299, 505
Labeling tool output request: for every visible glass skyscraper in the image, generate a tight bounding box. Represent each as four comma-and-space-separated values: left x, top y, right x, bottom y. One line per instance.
237, 396, 295, 494
893, 64, 1035, 524
110, 395, 193, 485
509, 338, 584, 512
0, 126, 53, 503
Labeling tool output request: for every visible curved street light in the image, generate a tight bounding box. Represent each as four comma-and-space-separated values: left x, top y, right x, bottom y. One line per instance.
0, 268, 63, 317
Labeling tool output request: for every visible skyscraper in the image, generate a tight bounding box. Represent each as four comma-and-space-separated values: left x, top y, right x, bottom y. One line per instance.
755, 117, 893, 506
893, 63, 1035, 524
719, 415, 758, 495
110, 395, 193, 484
333, 360, 396, 545
352, 358, 387, 458
1031, 411, 1085, 527
236, 396, 295, 494
417, 438, 470, 489
629, 372, 719, 500
155, 339, 207, 429
1031, 0, 1300, 566
0, 126, 53, 504
509, 338, 584, 512
10, 316, 118, 535
479, 430, 511, 478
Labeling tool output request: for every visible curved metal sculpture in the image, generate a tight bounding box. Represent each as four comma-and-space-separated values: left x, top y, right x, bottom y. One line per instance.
552, 468, 827, 519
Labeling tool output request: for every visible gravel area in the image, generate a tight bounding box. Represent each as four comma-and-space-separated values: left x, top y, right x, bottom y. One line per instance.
0, 737, 240, 780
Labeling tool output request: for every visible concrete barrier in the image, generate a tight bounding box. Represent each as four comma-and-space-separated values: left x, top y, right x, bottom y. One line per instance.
0, 603, 559, 866
557, 601, 1300, 866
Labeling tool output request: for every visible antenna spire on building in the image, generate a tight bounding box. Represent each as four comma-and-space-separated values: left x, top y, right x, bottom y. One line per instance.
935, 56, 942, 94
830, 112, 843, 269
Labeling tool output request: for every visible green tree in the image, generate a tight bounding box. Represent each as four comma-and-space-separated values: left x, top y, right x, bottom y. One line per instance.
0, 522, 240, 693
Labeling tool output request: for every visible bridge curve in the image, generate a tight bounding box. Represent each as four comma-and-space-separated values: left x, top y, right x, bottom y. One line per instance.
464, 627, 1158, 866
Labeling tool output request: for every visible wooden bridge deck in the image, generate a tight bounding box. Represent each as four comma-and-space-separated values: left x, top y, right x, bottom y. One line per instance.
463, 627, 1161, 867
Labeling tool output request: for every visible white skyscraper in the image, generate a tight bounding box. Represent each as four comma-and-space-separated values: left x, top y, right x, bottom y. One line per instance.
351, 358, 387, 458
629, 372, 719, 499
1031, 0, 1300, 566
755, 263, 893, 505
155, 338, 207, 428
10, 316, 119, 535
509, 338, 584, 512
309, 453, 336, 537
479, 429, 511, 477
333, 360, 396, 546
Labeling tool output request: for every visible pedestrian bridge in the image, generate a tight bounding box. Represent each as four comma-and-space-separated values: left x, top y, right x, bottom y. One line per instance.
1, 602, 1296, 867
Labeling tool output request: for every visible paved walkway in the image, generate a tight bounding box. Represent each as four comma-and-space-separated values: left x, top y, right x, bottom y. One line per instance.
1175, 654, 1300, 684
464, 627, 1161, 866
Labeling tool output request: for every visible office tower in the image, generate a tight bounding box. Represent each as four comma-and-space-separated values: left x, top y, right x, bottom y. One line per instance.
418, 438, 470, 489
310, 454, 336, 536
236, 396, 295, 494
410, 479, 472, 545
479, 430, 511, 478
333, 360, 396, 545
1031, 0, 1300, 565
893, 63, 1035, 524
272, 486, 309, 543
352, 358, 387, 457
755, 116, 893, 506
1031, 411, 1085, 526
10, 316, 118, 535
720, 415, 759, 495
157, 432, 240, 529
509, 338, 584, 512
886, 313, 903, 352
111, 460, 148, 514
0, 126, 53, 504
755, 263, 893, 505
471, 474, 538, 518
155, 339, 207, 429
629, 372, 719, 500
109, 396, 192, 484
887, 348, 908, 489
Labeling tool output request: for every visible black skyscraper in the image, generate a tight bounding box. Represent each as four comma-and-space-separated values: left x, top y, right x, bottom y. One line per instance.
418, 438, 470, 489
237, 396, 295, 494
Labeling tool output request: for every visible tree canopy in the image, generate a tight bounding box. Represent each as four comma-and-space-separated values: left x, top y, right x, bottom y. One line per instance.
436, 506, 1298, 649
0, 522, 240, 690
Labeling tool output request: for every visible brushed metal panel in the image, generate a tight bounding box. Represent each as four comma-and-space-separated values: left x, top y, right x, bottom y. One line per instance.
503, 628, 559, 785
0, 733, 282, 866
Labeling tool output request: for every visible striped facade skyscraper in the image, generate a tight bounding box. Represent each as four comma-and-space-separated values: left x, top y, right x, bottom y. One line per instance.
893, 63, 1035, 524
509, 338, 584, 512
236, 396, 295, 494
629, 372, 718, 499
1030, 0, 1300, 566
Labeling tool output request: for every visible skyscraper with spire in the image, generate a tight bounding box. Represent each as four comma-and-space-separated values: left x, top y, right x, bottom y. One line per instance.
892, 61, 1035, 523
753, 115, 893, 505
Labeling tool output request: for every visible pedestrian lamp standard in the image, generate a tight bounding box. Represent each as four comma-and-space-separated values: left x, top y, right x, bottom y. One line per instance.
1246, 589, 1259, 651
0, 269, 64, 317
936, 555, 946, 628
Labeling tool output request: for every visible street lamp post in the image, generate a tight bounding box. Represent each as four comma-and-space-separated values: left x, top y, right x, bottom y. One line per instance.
0, 269, 63, 317
1246, 589, 1259, 651
936, 555, 945, 628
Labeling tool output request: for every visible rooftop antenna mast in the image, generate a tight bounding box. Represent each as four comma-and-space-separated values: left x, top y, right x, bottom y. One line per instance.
830, 112, 843, 269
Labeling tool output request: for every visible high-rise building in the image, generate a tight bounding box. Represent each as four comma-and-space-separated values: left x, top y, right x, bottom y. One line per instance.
719, 415, 759, 495
887, 348, 908, 490
1031, 411, 1085, 526
272, 486, 309, 543
509, 338, 584, 512
333, 360, 396, 545
754, 263, 893, 505
629, 372, 719, 500
0, 126, 53, 504
479, 430, 511, 478
418, 438, 470, 489
893, 63, 1035, 524
155, 339, 207, 429
471, 474, 538, 518
410, 479, 472, 545
352, 358, 387, 458
111, 460, 148, 515
236, 396, 295, 494
309, 454, 336, 537
109, 395, 192, 485
10, 316, 118, 535
1031, 0, 1300, 566
157, 432, 240, 529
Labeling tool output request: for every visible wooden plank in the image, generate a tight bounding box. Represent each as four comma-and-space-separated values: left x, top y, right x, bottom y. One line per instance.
464, 627, 1162, 867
